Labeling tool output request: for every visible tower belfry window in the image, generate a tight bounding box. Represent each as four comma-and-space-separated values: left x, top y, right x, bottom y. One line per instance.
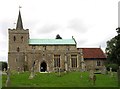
21, 36, 23, 42
17, 47, 20, 52
14, 36, 16, 42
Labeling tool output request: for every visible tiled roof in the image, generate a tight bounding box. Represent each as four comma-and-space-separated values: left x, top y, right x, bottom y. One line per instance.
78, 48, 106, 59
29, 39, 76, 45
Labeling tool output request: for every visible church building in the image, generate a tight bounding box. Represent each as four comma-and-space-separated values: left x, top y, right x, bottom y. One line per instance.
8, 10, 106, 72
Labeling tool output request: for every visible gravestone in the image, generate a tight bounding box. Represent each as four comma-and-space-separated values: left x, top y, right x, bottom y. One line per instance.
118, 66, 120, 87
2, 68, 7, 75
80, 73, 83, 79
58, 68, 60, 76
89, 69, 96, 85
89, 70, 94, 77
29, 67, 34, 79
3, 68, 6, 73
29, 60, 36, 79
56, 67, 61, 77
17, 67, 20, 74
5, 67, 11, 87
102, 66, 107, 74
110, 67, 113, 77
110, 67, 112, 72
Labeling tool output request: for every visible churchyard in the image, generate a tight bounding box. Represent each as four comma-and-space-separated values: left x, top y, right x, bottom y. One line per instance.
2, 71, 118, 87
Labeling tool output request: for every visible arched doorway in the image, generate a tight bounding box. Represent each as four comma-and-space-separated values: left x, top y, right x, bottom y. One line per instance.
40, 61, 47, 72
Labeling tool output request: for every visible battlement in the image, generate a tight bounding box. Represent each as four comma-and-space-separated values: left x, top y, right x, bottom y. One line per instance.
8, 28, 29, 34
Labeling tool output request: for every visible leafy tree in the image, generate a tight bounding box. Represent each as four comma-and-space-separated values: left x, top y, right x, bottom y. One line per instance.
115, 27, 120, 66
56, 34, 62, 39
106, 27, 120, 66
0, 61, 7, 71
0, 62, 2, 70
105, 37, 117, 63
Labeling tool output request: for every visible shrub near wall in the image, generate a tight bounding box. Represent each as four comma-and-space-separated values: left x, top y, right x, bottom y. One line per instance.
0, 62, 7, 71
106, 63, 119, 72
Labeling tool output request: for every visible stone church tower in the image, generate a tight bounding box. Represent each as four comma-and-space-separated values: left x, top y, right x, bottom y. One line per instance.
8, 10, 29, 71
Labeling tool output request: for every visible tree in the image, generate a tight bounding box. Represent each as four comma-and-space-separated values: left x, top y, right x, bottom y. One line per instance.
106, 27, 120, 66
115, 27, 120, 66
56, 34, 62, 39
0, 61, 8, 71
105, 37, 117, 63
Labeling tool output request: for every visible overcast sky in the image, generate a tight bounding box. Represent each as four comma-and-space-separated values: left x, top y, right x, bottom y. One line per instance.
0, 0, 119, 62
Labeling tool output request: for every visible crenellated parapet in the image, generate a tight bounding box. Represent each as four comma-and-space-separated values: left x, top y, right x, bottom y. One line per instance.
8, 28, 29, 34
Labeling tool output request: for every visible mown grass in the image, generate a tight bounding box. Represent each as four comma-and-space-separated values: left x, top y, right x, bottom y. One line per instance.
2, 71, 118, 87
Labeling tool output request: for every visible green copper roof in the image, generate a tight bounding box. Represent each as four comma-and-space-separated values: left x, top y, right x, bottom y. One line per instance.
29, 39, 76, 45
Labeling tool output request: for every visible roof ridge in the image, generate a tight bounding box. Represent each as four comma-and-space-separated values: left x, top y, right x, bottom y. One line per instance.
29, 38, 73, 39
29, 39, 76, 45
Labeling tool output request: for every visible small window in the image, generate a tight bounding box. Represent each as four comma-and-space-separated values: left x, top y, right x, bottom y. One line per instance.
15, 58, 17, 62
17, 47, 20, 52
32, 46, 35, 50
14, 36, 16, 42
21, 36, 23, 42
97, 61, 101, 66
43, 46, 46, 50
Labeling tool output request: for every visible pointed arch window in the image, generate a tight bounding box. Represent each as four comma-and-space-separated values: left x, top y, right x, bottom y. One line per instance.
54, 55, 60, 67
71, 55, 77, 68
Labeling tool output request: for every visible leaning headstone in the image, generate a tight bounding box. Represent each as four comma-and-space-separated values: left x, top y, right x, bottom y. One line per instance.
29, 67, 34, 79
5, 67, 11, 87
29, 61, 36, 79
118, 66, 120, 87
89, 69, 96, 85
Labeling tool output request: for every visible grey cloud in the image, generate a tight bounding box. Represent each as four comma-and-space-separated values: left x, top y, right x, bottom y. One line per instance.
67, 18, 88, 33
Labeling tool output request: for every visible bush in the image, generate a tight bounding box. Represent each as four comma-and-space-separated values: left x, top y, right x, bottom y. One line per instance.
0, 62, 8, 71
106, 63, 119, 72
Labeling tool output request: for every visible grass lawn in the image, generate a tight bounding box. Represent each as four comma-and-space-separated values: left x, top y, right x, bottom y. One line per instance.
2, 71, 118, 87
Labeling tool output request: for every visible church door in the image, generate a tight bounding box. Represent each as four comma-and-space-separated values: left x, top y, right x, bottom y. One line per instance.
40, 61, 47, 72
